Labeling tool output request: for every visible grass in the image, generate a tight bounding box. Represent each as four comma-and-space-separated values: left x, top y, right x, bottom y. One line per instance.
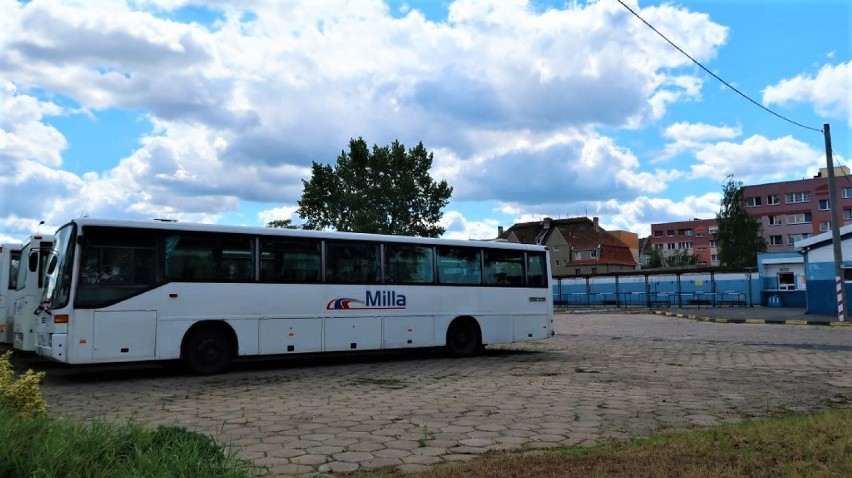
351, 408, 852, 478
0, 406, 263, 478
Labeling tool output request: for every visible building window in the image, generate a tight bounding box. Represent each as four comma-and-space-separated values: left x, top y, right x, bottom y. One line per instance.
746, 196, 762, 207
819, 199, 830, 210
678, 242, 692, 249
666, 230, 675, 237
843, 187, 852, 199
696, 232, 704, 238
769, 235, 783, 246
575, 268, 581, 275
710, 254, 718, 262
709, 227, 718, 235
667, 243, 676, 250
768, 215, 782, 226
845, 209, 852, 220
778, 272, 796, 290
710, 240, 717, 248
654, 230, 663, 237
684, 229, 693, 236
591, 267, 597, 274
554, 260, 560, 266
819, 221, 831, 232
767, 194, 780, 205
553, 245, 560, 251
788, 233, 810, 246
785, 191, 810, 204
786, 213, 812, 224
590, 250, 597, 258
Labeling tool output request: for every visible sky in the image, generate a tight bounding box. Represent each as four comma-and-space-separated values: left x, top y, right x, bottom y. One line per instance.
1, 0, 850, 244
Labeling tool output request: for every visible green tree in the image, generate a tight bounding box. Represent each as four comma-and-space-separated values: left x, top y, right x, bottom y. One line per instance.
716, 176, 766, 267
265, 219, 297, 229
667, 249, 699, 267
645, 246, 663, 268
297, 138, 453, 237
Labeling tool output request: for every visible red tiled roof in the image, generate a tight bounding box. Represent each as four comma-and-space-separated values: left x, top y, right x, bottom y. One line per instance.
500, 217, 636, 267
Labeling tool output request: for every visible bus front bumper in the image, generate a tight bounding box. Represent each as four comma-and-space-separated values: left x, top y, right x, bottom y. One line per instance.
35, 333, 66, 361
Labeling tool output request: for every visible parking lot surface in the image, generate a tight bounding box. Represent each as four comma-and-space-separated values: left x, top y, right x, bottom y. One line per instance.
24, 313, 852, 476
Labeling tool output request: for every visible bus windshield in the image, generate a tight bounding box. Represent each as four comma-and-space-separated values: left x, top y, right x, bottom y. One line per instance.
42, 223, 76, 310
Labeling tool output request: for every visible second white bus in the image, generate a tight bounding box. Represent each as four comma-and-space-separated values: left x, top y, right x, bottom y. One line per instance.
0, 243, 22, 344
36, 218, 553, 374
14, 234, 54, 351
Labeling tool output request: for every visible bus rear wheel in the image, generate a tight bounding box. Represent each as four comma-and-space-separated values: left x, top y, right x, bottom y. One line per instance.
182, 327, 233, 375
446, 319, 480, 357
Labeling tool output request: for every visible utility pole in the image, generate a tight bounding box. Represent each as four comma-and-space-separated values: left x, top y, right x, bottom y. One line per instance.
824, 123, 847, 321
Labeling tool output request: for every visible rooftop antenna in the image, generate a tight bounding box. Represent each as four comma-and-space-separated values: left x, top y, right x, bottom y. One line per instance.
80, 200, 89, 218
36, 220, 45, 234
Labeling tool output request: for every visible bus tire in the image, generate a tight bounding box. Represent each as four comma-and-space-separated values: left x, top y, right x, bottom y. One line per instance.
182, 326, 233, 375
446, 318, 481, 357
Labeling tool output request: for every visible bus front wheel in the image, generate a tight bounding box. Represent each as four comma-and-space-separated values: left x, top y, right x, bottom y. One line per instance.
182, 327, 233, 375
446, 319, 481, 357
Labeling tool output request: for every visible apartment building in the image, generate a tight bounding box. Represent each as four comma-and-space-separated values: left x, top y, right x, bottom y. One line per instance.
743, 167, 852, 252
498, 217, 636, 276
649, 218, 718, 266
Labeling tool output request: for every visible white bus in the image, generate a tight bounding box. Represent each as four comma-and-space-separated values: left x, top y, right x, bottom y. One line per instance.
14, 235, 55, 351
36, 218, 553, 374
0, 243, 22, 344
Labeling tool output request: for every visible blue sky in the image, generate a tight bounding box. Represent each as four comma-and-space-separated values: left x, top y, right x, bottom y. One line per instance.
1, 0, 849, 243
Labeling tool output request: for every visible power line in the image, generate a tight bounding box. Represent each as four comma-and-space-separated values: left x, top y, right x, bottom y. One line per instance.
616, 0, 823, 134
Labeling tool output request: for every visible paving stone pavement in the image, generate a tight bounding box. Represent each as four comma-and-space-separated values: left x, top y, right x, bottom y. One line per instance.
24, 312, 852, 477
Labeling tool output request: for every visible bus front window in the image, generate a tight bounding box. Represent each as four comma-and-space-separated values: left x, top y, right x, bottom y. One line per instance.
42, 224, 76, 310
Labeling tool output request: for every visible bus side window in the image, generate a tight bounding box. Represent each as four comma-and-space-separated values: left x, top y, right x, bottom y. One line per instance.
437, 247, 481, 285
259, 238, 321, 283
384, 244, 434, 284
483, 250, 523, 286
526, 252, 547, 287
326, 241, 379, 284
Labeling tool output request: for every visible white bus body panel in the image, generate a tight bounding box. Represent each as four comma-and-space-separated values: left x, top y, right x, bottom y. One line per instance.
40, 281, 552, 365
93, 311, 157, 360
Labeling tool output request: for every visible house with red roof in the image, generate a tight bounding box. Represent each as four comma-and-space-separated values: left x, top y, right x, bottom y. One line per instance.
498, 217, 637, 276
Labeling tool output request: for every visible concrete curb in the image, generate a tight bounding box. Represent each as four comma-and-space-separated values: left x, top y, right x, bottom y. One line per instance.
651, 310, 852, 327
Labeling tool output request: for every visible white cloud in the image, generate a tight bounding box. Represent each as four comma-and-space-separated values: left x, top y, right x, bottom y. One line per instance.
440, 210, 502, 240
763, 61, 851, 126
663, 122, 742, 142
0, 0, 731, 239
0, 80, 68, 167
689, 135, 823, 183
257, 205, 300, 226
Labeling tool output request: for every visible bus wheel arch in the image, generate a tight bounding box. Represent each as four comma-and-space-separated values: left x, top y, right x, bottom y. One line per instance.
181, 321, 237, 375
446, 316, 482, 357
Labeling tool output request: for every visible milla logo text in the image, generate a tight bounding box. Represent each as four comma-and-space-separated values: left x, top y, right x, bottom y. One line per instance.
326, 290, 407, 310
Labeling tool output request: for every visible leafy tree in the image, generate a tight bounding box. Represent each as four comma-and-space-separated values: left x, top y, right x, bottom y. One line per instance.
297, 138, 453, 237
645, 246, 663, 268
716, 176, 766, 267
265, 219, 297, 229
666, 249, 699, 267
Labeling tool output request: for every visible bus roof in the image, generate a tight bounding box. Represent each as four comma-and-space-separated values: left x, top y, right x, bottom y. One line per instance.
60, 218, 548, 252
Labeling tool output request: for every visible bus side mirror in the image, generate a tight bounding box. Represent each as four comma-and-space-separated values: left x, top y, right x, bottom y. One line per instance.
29, 251, 39, 272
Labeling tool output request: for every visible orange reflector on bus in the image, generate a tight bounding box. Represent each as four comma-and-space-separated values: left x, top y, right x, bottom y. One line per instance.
54, 314, 69, 324
79, 339, 87, 344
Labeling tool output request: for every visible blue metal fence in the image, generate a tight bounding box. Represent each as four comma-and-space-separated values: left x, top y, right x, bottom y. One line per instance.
553, 270, 759, 309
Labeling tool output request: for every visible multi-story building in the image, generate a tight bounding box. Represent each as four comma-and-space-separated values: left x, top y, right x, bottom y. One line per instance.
649, 218, 718, 266
743, 167, 852, 252
498, 217, 636, 276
